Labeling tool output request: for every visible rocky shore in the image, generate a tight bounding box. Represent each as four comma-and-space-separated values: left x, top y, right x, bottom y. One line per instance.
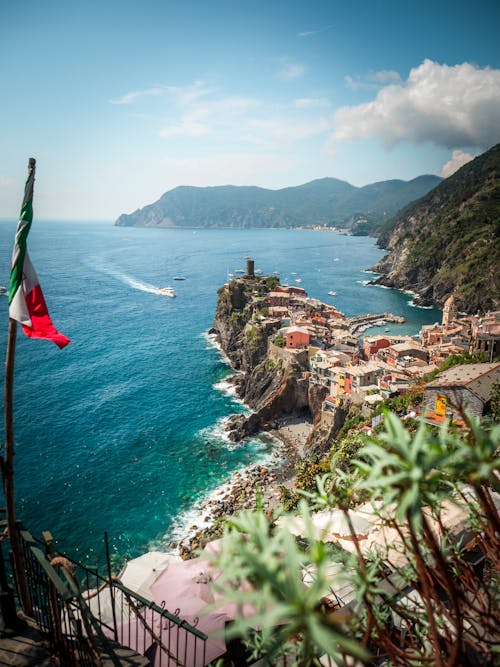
172, 416, 313, 559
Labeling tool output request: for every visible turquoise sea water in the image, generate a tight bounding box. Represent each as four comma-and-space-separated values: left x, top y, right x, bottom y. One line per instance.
0, 223, 440, 566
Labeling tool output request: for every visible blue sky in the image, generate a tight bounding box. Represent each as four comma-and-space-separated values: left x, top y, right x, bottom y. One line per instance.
1, 0, 499, 220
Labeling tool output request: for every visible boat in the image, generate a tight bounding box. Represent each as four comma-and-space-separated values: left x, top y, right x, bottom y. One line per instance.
173, 276, 186, 281
255, 269, 263, 275
234, 269, 245, 274
328, 291, 337, 296
157, 286, 176, 297
295, 278, 302, 284
0, 285, 7, 296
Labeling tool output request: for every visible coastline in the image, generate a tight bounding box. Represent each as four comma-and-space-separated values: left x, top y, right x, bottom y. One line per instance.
168, 332, 313, 557
170, 415, 312, 558
171, 408, 312, 559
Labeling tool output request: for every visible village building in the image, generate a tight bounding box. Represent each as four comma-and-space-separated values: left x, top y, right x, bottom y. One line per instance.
269, 306, 290, 320
379, 342, 429, 367
362, 335, 392, 359
268, 291, 291, 308
309, 351, 344, 388
282, 326, 311, 350
378, 369, 412, 395
423, 362, 500, 425
470, 311, 500, 361
361, 392, 385, 416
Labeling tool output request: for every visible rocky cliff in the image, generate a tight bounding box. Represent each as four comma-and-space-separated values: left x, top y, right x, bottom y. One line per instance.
211, 278, 310, 439
372, 144, 500, 313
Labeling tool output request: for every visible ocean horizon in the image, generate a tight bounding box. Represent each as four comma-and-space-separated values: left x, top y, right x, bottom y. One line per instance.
0, 222, 441, 568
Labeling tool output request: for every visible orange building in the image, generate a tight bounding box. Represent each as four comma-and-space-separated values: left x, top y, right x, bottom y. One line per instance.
284, 326, 310, 349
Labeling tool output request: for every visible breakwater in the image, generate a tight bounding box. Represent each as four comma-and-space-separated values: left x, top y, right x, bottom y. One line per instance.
347, 312, 406, 335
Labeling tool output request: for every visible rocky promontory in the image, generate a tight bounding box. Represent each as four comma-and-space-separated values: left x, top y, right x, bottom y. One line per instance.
211, 276, 311, 440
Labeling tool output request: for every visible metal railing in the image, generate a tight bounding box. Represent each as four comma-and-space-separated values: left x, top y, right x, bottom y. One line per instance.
10, 524, 209, 666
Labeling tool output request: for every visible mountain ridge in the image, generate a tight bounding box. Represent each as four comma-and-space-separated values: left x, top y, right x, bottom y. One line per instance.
372, 143, 500, 314
115, 175, 441, 229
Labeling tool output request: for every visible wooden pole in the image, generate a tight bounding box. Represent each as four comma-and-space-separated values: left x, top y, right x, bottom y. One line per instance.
2, 317, 32, 616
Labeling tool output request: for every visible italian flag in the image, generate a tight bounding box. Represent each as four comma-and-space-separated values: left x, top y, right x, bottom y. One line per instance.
8, 159, 70, 349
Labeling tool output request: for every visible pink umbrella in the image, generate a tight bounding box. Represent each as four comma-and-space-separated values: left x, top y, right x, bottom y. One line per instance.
150, 557, 228, 665
151, 556, 220, 608
107, 598, 227, 667
154, 596, 227, 666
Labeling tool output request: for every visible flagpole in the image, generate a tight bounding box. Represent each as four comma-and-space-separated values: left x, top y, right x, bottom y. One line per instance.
2, 163, 34, 617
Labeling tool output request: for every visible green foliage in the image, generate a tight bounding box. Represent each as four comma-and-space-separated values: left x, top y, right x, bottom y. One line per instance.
263, 275, 280, 291
375, 143, 500, 313
335, 407, 366, 441
490, 380, 500, 422
245, 325, 259, 347
209, 503, 368, 666
280, 457, 331, 511
295, 456, 330, 493
329, 432, 365, 473
209, 413, 500, 665
117, 176, 441, 230
274, 332, 285, 348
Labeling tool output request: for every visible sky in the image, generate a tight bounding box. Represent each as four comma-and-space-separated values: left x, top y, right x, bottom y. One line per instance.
1, 0, 499, 221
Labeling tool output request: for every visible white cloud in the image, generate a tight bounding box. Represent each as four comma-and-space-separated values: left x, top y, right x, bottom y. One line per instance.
110, 81, 215, 106
158, 96, 258, 139
438, 149, 478, 178
298, 24, 334, 38
279, 62, 305, 80
0, 176, 14, 188
110, 87, 168, 105
345, 70, 401, 91
332, 60, 500, 149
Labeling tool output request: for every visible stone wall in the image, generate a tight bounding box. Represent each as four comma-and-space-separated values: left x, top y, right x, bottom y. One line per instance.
268, 340, 309, 370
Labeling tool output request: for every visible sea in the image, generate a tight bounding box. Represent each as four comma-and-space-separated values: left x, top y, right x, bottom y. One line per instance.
0, 222, 441, 568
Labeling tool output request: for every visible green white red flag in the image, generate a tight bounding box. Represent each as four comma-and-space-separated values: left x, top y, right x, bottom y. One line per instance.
8, 159, 70, 349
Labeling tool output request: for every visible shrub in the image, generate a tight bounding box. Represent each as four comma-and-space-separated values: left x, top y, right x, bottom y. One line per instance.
209, 413, 500, 665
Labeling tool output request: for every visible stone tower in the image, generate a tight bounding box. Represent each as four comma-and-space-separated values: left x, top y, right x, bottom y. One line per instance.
442, 294, 457, 327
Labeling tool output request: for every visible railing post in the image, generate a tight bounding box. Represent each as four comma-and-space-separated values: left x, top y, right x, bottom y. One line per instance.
3, 318, 32, 615
0, 537, 25, 635
104, 532, 118, 642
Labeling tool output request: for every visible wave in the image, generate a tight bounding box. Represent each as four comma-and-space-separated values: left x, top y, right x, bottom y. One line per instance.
202, 330, 235, 368
212, 379, 247, 408
165, 435, 283, 550
408, 299, 434, 309
197, 416, 233, 445
356, 280, 371, 286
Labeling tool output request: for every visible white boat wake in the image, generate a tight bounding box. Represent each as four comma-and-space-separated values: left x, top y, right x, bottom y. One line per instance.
88, 258, 176, 297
